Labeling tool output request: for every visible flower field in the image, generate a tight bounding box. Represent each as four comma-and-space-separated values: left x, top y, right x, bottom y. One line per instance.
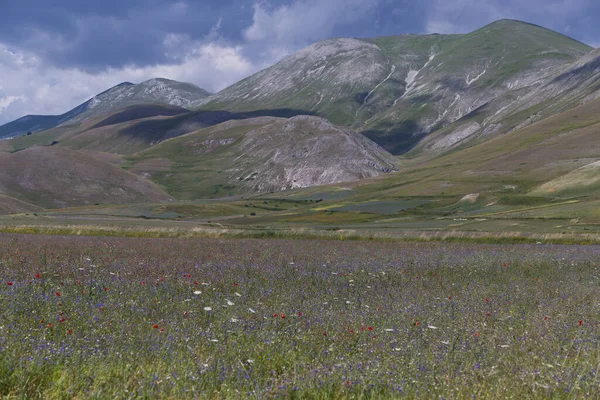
1, 233, 600, 398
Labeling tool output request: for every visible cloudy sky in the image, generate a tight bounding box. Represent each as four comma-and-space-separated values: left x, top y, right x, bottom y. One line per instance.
0, 0, 599, 124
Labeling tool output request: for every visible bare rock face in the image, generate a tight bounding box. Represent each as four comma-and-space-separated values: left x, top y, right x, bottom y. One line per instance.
231, 116, 398, 192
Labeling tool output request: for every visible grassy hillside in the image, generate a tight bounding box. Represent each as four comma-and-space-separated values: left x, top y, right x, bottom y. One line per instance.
0, 147, 169, 208
3, 106, 247, 155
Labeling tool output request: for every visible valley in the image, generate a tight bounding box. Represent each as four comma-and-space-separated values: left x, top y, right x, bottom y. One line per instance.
1, 19, 600, 241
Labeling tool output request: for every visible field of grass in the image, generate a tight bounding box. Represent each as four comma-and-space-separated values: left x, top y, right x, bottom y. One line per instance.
1, 234, 600, 398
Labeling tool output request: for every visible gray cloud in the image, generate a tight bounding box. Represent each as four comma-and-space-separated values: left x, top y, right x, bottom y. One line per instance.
425, 0, 594, 39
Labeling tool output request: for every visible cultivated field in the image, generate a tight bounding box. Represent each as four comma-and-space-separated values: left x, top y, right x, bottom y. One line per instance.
1, 234, 600, 398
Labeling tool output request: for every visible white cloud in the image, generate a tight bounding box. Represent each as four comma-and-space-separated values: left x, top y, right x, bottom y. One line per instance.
244, 0, 378, 57
0, 41, 254, 124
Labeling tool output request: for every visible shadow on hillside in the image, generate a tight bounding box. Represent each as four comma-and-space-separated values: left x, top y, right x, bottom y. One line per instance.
363, 120, 425, 155
115, 108, 319, 144
240, 108, 318, 119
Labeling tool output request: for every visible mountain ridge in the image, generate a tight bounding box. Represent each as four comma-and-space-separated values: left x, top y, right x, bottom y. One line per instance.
199, 19, 593, 154
0, 78, 211, 139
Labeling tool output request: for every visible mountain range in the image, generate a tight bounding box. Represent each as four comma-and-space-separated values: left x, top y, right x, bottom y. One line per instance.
0, 78, 210, 139
2, 19, 600, 223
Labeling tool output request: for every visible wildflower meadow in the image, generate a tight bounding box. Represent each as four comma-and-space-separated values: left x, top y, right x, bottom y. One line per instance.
1, 233, 599, 398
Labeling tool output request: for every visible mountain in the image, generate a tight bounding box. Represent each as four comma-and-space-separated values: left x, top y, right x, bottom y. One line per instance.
0, 78, 211, 139
4, 105, 247, 155
127, 115, 398, 199
409, 49, 600, 158
0, 146, 169, 209
199, 20, 592, 154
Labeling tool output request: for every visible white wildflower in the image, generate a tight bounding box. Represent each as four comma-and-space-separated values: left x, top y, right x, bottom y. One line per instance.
428, 325, 438, 330
226, 299, 235, 306
235, 292, 242, 297
248, 308, 256, 313
193, 291, 202, 295
203, 306, 212, 311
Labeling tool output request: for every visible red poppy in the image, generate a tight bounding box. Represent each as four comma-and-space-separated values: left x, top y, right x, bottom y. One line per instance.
7, 282, 12, 286
367, 326, 373, 331
298, 312, 303, 317
56, 292, 61, 297
47, 323, 53, 328
152, 324, 159, 329
234, 283, 239, 287
474, 332, 480, 337
194, 281, 199, 285
415, 321, 420, 327
141, 281, 146, 285
104, 287, 108, 291
544, 316, 548, 321
35, 274, 41, 279
485, 298, 489, 302
67, 329, 73, 335
273, 313, 278, 318
579, 320, 583, 326
281, 314, 285, 319
322, 331, 327, 336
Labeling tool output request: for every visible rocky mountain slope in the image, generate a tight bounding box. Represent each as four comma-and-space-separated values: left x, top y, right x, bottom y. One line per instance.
199, 20, 592, 154
0, 79, 210, 139
127, 115, 397, 198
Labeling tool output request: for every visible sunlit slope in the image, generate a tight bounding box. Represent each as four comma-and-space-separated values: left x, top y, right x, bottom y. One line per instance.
344, 96, 600, 201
